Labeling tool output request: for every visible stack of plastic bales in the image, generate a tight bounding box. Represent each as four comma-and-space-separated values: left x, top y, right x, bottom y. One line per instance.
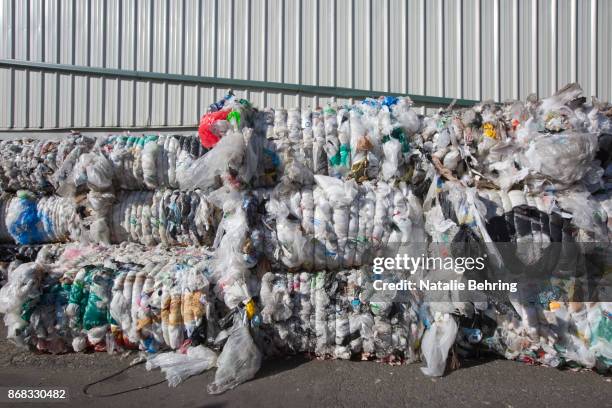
0, 84, 610, 394
0, 132, 89, 245
70, 133, 216, 246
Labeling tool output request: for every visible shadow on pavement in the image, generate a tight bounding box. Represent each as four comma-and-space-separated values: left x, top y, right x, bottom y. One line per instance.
254, 355, 312, 380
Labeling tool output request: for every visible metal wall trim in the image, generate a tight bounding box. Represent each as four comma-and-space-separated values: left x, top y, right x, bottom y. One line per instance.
0, 59, 480, 108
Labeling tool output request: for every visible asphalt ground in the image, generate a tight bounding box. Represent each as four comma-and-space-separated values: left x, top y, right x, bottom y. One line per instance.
1, 325, 611, 408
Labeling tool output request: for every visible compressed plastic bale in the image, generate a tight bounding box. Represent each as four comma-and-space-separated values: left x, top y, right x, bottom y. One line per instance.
79, 134, 208, 192
261, 179, 427, 271
5, 192, 77, 245
0, 135, 95, 195
232, 269, 418, 361
105, 190, 215, 247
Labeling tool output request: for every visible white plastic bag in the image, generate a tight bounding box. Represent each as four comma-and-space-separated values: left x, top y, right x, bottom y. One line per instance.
522, 132, 599, 187
381, 139, 401, 181
81, 152, 114, 191
179, 131, 246, 191
146, 345, 218, 387
0, 262, 42, 340
420, 313, 458, 377
207, 316, 262, 394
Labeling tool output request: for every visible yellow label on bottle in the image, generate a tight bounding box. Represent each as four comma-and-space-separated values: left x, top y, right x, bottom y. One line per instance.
245, 298, 256, 320
483, 122, 497, 139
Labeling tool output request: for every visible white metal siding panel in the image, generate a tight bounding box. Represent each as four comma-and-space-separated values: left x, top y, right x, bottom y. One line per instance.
499, 0, 513, 101
353, 0, 370, 91
406, 0, 424, 96
461, 0, 477, 100
1, 0, 611, 130
598, 0, 611, 101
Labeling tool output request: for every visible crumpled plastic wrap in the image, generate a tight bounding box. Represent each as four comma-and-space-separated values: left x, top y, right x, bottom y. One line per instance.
178, 129, 253, 191
521, 131, 599, 188
146, 345, 218, 387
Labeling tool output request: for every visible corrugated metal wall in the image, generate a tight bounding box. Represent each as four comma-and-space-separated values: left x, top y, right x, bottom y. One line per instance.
1, 0, 611, 130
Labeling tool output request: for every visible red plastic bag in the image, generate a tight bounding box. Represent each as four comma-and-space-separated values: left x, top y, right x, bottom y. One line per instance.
198, 110, 230, 148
